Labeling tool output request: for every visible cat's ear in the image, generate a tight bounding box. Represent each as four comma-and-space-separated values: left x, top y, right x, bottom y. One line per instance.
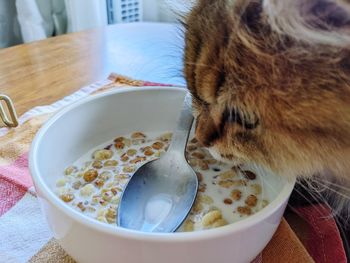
298, 0, 350, 29
263, 0, 350, 46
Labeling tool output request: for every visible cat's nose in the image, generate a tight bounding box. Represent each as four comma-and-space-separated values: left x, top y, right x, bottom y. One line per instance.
195, 116, 218, 148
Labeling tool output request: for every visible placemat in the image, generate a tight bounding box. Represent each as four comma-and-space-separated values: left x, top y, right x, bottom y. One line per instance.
0, 74, 346, 263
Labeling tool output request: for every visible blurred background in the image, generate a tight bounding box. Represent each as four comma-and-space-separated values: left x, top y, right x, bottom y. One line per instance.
0, 0, 185, 49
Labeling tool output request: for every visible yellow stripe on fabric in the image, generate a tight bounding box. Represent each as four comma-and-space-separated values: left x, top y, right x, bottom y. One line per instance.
0, 114, 52, 166
28, 239, 76, 263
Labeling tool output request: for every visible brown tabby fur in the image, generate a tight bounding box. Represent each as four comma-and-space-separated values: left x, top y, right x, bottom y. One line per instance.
183, 0, 350, 205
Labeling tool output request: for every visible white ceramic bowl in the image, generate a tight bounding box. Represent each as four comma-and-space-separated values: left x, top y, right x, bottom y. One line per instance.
30, 87, 295, 263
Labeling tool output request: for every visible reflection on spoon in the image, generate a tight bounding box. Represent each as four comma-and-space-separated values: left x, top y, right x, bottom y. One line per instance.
141, 194, 173, 232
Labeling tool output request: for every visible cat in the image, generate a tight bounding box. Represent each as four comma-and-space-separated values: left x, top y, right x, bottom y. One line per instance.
182, 0, 350, 218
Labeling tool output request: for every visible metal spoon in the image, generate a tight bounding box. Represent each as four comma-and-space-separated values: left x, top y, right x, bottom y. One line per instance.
117, 93, 198, 233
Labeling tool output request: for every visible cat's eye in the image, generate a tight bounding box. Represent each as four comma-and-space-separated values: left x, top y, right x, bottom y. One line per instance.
222, 107, 259, 130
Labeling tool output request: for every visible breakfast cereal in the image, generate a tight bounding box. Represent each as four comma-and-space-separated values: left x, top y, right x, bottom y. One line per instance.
55, 131, 269, 232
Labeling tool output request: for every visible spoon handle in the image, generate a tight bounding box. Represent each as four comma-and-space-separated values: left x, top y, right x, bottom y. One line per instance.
166, 93, 194, 155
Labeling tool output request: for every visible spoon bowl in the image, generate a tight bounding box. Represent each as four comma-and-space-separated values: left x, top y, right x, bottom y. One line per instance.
118, 93, 198, 232
118, 153, 198, 232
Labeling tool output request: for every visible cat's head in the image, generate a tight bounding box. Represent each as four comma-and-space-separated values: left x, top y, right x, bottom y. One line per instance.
184, 0, 350, 178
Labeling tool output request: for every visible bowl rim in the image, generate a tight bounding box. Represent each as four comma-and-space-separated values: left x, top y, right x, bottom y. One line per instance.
29, 86, 296, 242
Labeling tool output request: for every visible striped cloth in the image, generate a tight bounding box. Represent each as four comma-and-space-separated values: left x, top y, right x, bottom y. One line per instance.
0, 74, 346, 263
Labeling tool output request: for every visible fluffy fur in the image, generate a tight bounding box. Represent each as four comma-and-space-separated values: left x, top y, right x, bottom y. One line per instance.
183, 0, 350, 215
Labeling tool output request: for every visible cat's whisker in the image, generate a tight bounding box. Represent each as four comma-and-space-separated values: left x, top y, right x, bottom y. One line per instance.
297, 179, 331, 204
253, 169, 324, 218
310, 180, 350, 201
302, 177, 329, 194
297, 180, 349, 224
239, 169, 251, 202
293, 182, 336, 219
299, 176, 350, 222
247, 165, 325, 219
248, 164, 265, 211
312, 177, 350, 193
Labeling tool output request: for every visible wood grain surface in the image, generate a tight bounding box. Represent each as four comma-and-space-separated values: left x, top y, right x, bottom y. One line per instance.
0, 26, 119, 116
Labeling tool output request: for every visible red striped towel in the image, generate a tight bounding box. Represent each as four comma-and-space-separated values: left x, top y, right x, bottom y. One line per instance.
0, 74, 346, 263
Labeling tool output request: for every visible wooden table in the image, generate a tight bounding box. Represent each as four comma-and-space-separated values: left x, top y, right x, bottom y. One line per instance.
0, 23, 184, 117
